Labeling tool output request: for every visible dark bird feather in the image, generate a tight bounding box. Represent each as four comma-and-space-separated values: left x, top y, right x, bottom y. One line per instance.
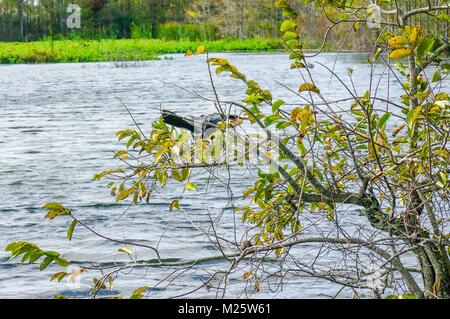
161, 110, 196, 132
161, 109, 240, 135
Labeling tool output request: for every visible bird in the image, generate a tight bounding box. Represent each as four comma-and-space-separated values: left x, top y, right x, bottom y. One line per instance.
240, 240, 253, 251
161, 109, 242, 137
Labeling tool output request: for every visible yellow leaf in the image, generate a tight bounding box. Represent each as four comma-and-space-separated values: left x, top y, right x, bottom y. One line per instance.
290, 106, 312, 122
392, 124, 405, 137
299, 83, 320, 95
118, 246, 133, 255
185, 9, 200, 18
254, 279, 260, 292
243, 187, 255, 199
290, 61, 305, 69
436, 93, 448, 101
196, 45, 206, 55
375, 132, 387, 148
409, 25, 424, 47
68, 268, 85, 282
368, 141, 376, 159
108, 275, 114, 291
242, 272, 254, 280
50, 272, 67, 282
435, 100, 450, 108
435, 149, 450, 161
387, 36, 407, 49
116, 188, 136, 202
389, 48, 412, 60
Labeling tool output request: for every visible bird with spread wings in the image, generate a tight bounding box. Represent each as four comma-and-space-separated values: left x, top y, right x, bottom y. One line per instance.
161, 109, 243, 137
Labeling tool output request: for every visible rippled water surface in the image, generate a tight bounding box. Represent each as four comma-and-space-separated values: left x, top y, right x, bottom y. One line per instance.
1, 53, 445, 299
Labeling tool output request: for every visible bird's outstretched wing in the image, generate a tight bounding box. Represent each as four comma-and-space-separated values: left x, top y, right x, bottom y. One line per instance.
161, 109, 195, 132
161, 109, 242, 135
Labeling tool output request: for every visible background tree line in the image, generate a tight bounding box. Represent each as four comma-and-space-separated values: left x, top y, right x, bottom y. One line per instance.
0, 0, 283, 41
0, 1, 448, 50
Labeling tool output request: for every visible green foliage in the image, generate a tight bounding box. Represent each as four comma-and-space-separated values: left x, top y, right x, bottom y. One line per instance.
158, 22, 218, 41
0, 38, 281, 64
131, 23, 153, 39
43, 202, 71, 219
185, 182, 197, 191
67, 220, 78, 241
5, 242, 70, 270
130, 286, 150, 299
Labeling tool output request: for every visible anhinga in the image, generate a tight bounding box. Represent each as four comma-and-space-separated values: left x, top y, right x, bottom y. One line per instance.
161, 109, 241, 136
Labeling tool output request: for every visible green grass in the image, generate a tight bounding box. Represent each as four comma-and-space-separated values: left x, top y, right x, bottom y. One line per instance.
0, 38, 282, 64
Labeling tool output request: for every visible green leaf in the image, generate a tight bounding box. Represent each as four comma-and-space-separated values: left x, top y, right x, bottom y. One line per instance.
378, 112, 391, 129
417, 36, 435, 60
437, 172, 448, 189
116, 188, 136, 201
130, 286, 149, 299
172, 169, 185, 182
181, 168, 190, 180
51, 272, 68, 282
290, 61, 306, 69
156, 169, 169, 186
93, 277, 107, 290
108, 275, 114, 291
43, 203, 66, 210
272, 99, 285, 113
54, 257, 70, 267
43, 203, 71, 219
29, 251, 45, 264
185, 182, 197, 191
114, 150, 128, 159
67, 220, 78, 241
280, 19, 297, 32
44, 251, 60, 258
282, 31, 297, 42
406, 106, 422, 130
432, 71, 441, 82
264, 114, 282, 127
170, 199, 180, 211
154, 147, 167, 163
5, 242, 18, 252
437, 13, 450, 22
39, 256, 53, 271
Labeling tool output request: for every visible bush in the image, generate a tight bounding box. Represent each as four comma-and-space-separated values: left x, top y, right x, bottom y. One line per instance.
64, 26, 119, 40
131, 23, 153, 39
157, 22, 218, 41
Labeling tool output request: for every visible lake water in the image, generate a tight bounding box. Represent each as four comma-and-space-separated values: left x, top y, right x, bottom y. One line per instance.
0, 53, 445, 299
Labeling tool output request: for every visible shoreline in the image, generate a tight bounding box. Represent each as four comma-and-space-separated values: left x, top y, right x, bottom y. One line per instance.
0, 38, 281, 64
0, 39, 371, 65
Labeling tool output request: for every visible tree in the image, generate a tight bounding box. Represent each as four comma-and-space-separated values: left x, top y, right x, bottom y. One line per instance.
5, 0, 450, 299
